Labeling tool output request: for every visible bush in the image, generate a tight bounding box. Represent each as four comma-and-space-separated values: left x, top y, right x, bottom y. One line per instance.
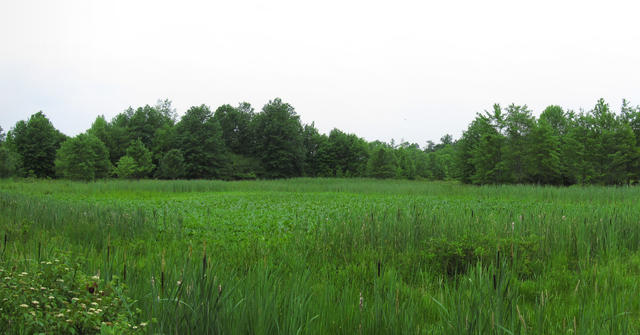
0, 256, 145, 334
55, 134, 111, 181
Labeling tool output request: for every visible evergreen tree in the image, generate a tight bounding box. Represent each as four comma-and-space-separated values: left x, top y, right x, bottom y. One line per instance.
158, 149, 186, 180
114, 156, 138, 179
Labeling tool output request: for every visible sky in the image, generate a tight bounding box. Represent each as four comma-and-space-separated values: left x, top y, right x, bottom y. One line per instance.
1, 0, 639, 146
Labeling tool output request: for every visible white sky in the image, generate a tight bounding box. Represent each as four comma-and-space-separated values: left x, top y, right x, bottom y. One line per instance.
1, 0, 639, 146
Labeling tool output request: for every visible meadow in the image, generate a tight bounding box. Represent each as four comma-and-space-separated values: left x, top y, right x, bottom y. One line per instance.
1, 178, 639, 334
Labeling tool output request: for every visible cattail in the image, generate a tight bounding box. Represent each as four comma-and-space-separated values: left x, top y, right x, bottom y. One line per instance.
175, 277, 184, 309
359, 291, 363, 310
202, 242, 207, 278
218, 284, 222, 294
161, 249, 166, 296
107, 233, 111, 263
377, 261, 381, 277
123, 251, 127, 281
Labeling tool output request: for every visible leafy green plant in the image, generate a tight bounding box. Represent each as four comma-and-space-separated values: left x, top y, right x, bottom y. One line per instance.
0, 256, 145, 334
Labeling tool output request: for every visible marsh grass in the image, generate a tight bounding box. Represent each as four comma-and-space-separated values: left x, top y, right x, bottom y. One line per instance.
1, 179, 640, 333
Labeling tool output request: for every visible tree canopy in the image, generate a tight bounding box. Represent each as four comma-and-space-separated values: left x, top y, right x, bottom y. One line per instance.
2, 97, 639, 185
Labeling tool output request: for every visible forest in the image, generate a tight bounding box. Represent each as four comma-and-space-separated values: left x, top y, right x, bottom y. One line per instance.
1, 97, 639, 185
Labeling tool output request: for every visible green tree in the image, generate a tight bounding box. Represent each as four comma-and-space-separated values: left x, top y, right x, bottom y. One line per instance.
396, 147, 416, 179
540, 106, 574, 184
87, 116, 110, 145
0, 126, 21, 177
252, 98, 304, 178
128, 105, 173, 149
500, 104, 535, 183
55, 134, 111, 180
526, 118, 561, 184
562, 116, 591, 184
321, 128, 369, 177
608, 123, 636, 184
123, 139, 155, 178
620, 100, 640, 181
158, 149, 185, 180
103, 112, 132, 165
457, 119, 483, 184
214, 102, 255, 155
0, 146, 20, 178
175, 105, 228, 179
367, 146, 397, 178
10, 112, 66, 178
470, 111, 505, 184
301, 123, 328, 177
114, 156, 137, 179
155, 98, 178, 123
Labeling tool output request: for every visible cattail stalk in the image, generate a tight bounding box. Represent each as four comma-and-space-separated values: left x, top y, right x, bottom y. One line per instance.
107, 233, 111, 264
202, 242, 207, 279
123, 250, 127, 281
161, 249, 166, 297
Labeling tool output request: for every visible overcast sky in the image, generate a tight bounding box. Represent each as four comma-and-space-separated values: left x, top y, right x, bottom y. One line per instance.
1, 0, 639, 145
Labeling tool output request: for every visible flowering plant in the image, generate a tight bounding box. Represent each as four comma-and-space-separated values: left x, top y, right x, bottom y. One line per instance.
0, 256, 146, 334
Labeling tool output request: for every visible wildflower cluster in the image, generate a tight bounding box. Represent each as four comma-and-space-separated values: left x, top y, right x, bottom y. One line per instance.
0, 256, 146, 334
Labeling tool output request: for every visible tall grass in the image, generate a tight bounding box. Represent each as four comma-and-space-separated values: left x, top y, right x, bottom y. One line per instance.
1, 178, 640, 334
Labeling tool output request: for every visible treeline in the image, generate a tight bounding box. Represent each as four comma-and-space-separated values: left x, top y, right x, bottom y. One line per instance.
0, 98, 638, 185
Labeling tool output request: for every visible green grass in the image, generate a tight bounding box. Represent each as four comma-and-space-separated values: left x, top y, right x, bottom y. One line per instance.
1, 178, 640, 334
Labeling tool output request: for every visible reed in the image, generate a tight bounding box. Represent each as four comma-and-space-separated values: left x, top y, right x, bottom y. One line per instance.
0, 178, 639, 334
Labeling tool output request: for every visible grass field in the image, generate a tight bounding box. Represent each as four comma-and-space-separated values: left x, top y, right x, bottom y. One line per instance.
1, 178, 640, 334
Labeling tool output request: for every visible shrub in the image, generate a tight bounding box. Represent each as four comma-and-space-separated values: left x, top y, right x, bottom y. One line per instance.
0, 256, 145, 334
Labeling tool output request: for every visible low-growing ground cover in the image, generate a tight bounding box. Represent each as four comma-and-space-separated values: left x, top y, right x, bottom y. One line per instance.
0, 178, 639, 334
